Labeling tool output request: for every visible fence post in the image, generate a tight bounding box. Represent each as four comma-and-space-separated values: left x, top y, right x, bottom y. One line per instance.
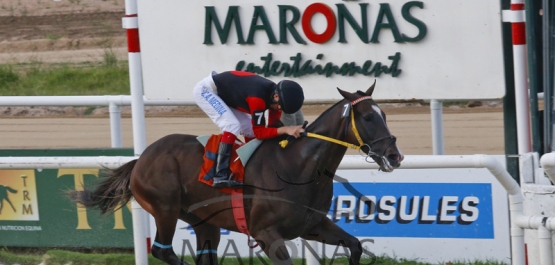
123, 0, 150, 263
109, 102, 123, 148
430, 99, 445, 155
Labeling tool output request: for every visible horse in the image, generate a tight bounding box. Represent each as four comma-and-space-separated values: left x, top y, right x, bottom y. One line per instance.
69, 82, 403, 265
0, 185, 17, 215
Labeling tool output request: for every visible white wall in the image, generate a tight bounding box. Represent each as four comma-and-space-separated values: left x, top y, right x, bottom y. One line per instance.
137, 0, 505, 101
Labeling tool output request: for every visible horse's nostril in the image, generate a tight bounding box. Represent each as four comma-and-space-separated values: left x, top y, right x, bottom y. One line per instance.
388, 154, 399, 161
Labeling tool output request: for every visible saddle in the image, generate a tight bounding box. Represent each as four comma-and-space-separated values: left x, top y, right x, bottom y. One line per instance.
197, 134, 262, 240
197, 134, 245, 194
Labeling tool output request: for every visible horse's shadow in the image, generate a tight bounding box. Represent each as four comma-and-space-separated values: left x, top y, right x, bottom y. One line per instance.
0, 184, 18, 215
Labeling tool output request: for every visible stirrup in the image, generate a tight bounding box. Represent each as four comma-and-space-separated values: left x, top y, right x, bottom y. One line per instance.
212, 178, 243, 188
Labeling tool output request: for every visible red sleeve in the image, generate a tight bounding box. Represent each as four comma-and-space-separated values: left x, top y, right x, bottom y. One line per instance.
246, 97, 278, 140
267, 109, 282, 127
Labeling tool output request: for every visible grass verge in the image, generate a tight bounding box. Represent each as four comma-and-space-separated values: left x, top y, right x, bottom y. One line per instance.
0, 249, 508, 265
0, 60, 130, 96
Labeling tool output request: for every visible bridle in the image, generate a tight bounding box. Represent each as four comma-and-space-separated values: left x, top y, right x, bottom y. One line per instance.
279, 96, 397, 166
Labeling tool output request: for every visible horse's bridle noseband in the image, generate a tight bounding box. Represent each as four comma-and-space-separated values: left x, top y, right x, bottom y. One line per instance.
345, 96, 397, 163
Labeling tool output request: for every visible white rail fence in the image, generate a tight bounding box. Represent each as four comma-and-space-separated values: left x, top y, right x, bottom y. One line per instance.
0, 96, 193, 148
1, 95, 480, 156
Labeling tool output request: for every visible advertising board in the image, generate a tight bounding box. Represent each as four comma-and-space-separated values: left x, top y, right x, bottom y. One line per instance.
0, 149, 134, 248
138, 0, 505, 101
154, 156, 510, 263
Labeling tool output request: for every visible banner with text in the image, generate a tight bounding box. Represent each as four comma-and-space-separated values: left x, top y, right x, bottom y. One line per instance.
138, 0, 505, 101
0, 149, 134, 248
156, 156, 510, 264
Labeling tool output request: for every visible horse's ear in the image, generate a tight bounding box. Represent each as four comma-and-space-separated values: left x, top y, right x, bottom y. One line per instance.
337, 87, 358, 101
365, 80, 376, 96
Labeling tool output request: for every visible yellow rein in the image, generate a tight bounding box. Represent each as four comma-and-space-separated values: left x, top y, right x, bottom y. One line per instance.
279, 97, 370, 149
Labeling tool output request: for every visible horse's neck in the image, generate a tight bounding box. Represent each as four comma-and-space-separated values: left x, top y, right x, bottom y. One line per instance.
305, 105, 350, 176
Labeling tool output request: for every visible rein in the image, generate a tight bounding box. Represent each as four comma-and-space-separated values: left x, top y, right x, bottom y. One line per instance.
279, 96, 396, 168
302, 106, 364, 151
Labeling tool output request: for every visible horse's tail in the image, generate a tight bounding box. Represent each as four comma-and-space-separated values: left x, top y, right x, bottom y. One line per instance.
5, 186, 17, 193
67, 159, 138, 215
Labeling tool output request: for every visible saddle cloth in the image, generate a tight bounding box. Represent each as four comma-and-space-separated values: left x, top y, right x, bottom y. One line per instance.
198, 134, 245, 194
198, 134, 252, 236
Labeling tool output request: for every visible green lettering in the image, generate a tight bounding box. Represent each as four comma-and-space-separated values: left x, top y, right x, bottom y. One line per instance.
362, 60, 373, 75
336, 3, 369, 43
299, 59, 314, 75
260, 53, 273, 77
246, 6, 278, 44
370, 4, 404, 43
278, 5, 307, 44
387, 52, 402, 77
204, 6, 245, 45
288, 53, 303, 77
401, 1, 427, 42
270, 61, 283, 75
235, 61, 246, 71
239, 53, 402, 78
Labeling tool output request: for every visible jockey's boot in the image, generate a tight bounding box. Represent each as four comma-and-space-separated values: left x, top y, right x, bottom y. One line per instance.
212, 142, 242, 188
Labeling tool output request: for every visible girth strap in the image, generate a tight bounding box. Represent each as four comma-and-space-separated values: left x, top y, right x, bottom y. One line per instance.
231, 189, 258, 248
231, 190, 248, 234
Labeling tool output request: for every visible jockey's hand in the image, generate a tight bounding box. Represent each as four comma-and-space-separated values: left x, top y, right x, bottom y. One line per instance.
278, 125, 305, 138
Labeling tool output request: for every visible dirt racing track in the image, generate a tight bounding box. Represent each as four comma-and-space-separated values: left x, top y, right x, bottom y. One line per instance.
0, 107, 504, 155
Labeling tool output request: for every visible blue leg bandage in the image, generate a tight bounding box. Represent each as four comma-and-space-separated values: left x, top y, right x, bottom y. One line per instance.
153, 241, 173, 249
196, 249, 217, 255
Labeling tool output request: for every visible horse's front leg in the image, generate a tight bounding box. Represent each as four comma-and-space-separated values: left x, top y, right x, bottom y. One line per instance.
191, 222, 221, 265
253, 229, 293, 265
302, 218, 362, 265
179, 211, 221, 265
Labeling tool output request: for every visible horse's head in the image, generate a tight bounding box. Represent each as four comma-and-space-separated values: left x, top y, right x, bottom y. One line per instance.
337, 81, 404, 172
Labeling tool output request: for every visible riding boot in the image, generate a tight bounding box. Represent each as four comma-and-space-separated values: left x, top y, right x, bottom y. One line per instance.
212, 142, 242, 188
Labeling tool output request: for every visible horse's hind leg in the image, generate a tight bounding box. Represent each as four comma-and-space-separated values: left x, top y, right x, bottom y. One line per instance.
150, 207, 189, 265
254, 230, 293, 265
302, 218, 363, 265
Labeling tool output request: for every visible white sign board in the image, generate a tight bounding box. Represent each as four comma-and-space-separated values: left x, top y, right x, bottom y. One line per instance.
138, 0, 505, 101
150, 156, 510, 263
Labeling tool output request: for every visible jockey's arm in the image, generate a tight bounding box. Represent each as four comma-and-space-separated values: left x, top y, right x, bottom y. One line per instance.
246, 97, 304, 140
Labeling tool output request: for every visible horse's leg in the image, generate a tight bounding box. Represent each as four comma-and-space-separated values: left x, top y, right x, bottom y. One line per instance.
302, 218, 362, 265
132, 151, 191, 265
151, 211, 189, 265
254, 230, 293, 265
142, 184, 187, 265
180, 211, 221, 265
191, 223, 221, 265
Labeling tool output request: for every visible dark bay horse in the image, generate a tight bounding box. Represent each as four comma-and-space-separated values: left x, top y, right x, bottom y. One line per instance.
70, 83, 403, 265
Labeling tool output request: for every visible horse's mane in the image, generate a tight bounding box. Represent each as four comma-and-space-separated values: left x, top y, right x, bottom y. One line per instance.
305, 99, 345, 131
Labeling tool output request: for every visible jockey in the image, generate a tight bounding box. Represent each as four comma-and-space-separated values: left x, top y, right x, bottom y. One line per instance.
193, 71, 305, 188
